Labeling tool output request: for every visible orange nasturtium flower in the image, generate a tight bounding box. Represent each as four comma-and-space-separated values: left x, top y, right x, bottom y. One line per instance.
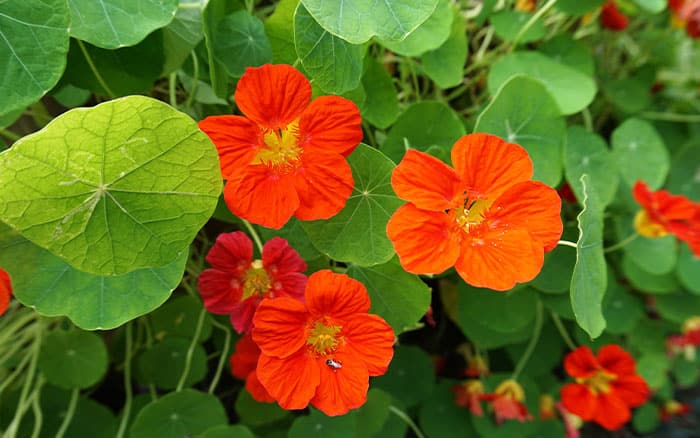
632, 180, 700, 256
252, 270, 395, 416
198, 64, 363, 229
387, 133, 563, 291
561, 345, 650, 430
0, 268, 11, 316
229, 333, 274, 403
481, 379, 533, 423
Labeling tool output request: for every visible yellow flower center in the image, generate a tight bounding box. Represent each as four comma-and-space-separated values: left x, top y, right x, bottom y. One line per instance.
577, 369, 616, 395
633, 209, 669, 238
464, 379, 484, 395
682, 316, 700, 333
306, 319, 343, 355
253, 120, 301, 167
454, 199, 492, 232
494, 379, 526, 401
241, 260, 270, 300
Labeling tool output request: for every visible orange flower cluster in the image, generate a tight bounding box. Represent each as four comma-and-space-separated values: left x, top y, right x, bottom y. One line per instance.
387, 133, 562, 291
561, 345, 649, 430
0, 268, 11, 316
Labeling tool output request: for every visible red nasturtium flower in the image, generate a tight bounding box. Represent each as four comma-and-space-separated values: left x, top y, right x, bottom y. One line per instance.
669, 0, 700, 38
482, 379, 533, 423
252, 270, 395, 416
198, 64, 363, 229
198, 231, 306, 333
660, 400, 692, 421
600, 1, 629, 30
229, 333, 274, 403
452, 379, 485, 416
561, 345, 650, 430
539, 394, 557, 420
632, 180, 700, 256
387, 133, 563, 291
0, 268, 11, 316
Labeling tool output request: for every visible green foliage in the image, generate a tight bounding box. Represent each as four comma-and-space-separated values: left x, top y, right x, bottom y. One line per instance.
213, 11, 272, 77
373, 346, 435, 408
378, 0, 453, 57
611, 118, 670, 190
38, 330, 108, 389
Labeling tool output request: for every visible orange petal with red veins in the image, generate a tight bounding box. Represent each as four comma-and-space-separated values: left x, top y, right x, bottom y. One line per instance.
387, 204, 460, 275
198, 115, 260, 178
561, 383, 597, 420
257, 351, 319, 410
392, 149, 461, 211
305, 270, 370, 319
0, 269, 11, 317
292, 151, 354, 221
451, 133, 533, 200
230, 333, 260, 379
246, 369, 275, 403
454, 228, 543, 291
486, 181, 563, 252
611, 374, 650, 408
298, 95, 363, 157
252, 297, 308, 358
564, 346, 599, 379
223, 166, 300, 229
343, 314, 395, 376
310, 350, 370, 416
597, 344, 635, 376
593, 391, 630, 430
235, 64, 311, 130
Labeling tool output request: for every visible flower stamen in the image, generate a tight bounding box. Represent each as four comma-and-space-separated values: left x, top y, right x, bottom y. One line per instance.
306, 319, 342, 355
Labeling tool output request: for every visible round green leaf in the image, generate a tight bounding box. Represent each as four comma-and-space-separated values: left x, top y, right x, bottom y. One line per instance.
628, 318, 676, 354
346, 258, 431, 334
603, 78, 652, 113
201, 425, 255, 438
0, 96, 221, 276
0, 0, 70, 118
421, 8, 468, 89
490, 10, 545, 44
611, 118, 669, 190
38, 330, 108, 389
602, 280, 644, 334
678, 245, 700, 294
360, 58, 400, 129
632, 403, 660, 434
234, 389, 289, 427
373, 346, 434, 408
667, 143, 700, 201
356, 389, 392, 437
213, 11, 272, 77
489, 52, 597, 115
378, 0, 452, 57
671, 357, 699, 388
299, 0, 439, 44
539, 35, 595, 77
150, 295, 213, 343
37, 385, 118, 438
130, 389, 228, 438
294, 4, 363, 94
655, 292, 700, 323
0, 222, 186, 330
301, 144, 403, 267
531, 243, 576, 294
419, 382, 477, 438
458, 283, 537, 334
265, 0, 298, 64
162, 0, 205, 75
540, 293, 576, 320
636, 354, 670, 390
564, 126, 618, 207
137, 338, 207, 390
474, 75, 565, 186
622, 255, 680, 294
289, 407, 357, 438
382, 101, 466, 163
68, 0, 178, 49
506, 319, 565, 377
617, 216, 677, 275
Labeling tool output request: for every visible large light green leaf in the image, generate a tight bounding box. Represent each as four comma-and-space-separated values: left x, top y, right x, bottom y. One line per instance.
301, 144, 403, 267
299, 0, 439, 44
489, 52, 596, 115
213, 11, 271, 77
294, 4, 363, 94
564, 126, 618, 207
378, 0, 452, 57
68, 0, 178, 49
611, 118, 669, 189
421, 8, 468, 89
570, 174, 607, 338
0, 0, 70, 117
38, 330, 108, 389
0, 222, 186, 330
474, 75, 565, 186
346, 258, 431, 334
0, 96, 221, 276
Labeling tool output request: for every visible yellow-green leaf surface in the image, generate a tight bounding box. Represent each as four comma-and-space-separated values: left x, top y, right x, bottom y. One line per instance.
0, 96, 221, 275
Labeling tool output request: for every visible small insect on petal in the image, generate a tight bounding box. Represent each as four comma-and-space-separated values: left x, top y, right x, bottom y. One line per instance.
325, 358, 342, 370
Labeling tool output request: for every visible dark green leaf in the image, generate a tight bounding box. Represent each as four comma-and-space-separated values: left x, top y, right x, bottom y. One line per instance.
564, 126, 618, 207
360, 58, 399, 129
490, 11, 545, 44
136, 338, 207, 390
611, 118, 669, 190
419, 382, 477, 438
214, 11, 272, 77
421, 7, 468, 88
378, 0, 452, 57
150, 295, 213, 343
235, 389, 290, 427
622, 255, 680, 293
373, 346, 434, 408
38, 330, 108, 389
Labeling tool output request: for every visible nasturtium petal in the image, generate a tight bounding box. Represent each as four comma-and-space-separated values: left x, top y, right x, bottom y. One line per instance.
0, 0, 69, 118
0, 96, 221, 276
377, 0, 452, 57
38, 330, 109, 389
565, 126, 618, 207
611, 118, 669, 190
0, 222, 187, 330
294, 3, 364, 94
301, 144, 404, 267
213, 11, 272, 77
474, 75, 565, 186
68, 0, 178, 49
299, 0, 439, 44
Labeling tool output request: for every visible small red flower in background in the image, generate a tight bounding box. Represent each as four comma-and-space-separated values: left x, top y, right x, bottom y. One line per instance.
515, 0, 536, 12
600, 1, 629, 31
539, 394, 557, 420
252, 270, 395, 416
481, 379, 533, 423
666, 316, 700, 359
198, 64, 363, 229
387, 133, 562, 291
632, 180, 700, 256
0, 269, 11, 316
557, 183, 578, 204
561, 345, 650, 430
660, 400, 692, 421
452, 379, 486, 416
229, 333, 274, 403
198, 231, 306, 333
669, 0, 700, 38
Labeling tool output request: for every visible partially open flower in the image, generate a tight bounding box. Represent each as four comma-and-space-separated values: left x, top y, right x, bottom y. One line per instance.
482, 379, 533, 424
452, 379, 486, 416
539, 394, 557, 420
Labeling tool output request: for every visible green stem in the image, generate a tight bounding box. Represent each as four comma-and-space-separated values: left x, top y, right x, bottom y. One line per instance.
406, 60, 421, 101
641, 111, 700, 123
77, 39, 116, 98
55, 388, 79, 438
176, 307, 207, 391
551, 312, 577, 350
115, 323, 133, 438
169, 72, 178, 108
0, 128, 21, 142
604, 233, 638, 253
581, 107, 593, 132
510, 0, 558, 49
388, 405, 425, 438
6, 323, 43, 436
0, 345, 34, 398
511, 301, 544, 380
241, 219, 264, 254
184, 51, 200, 109
30, 379, 45, 438
208, 318, 232, 394
557, 239, 578, 249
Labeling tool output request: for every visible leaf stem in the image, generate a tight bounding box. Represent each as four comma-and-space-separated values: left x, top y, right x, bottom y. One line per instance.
241, 219, 264, 254
115, 323, 133, 438
388, 405, 425, 438
208, 318, 232, 394
0, 128, 21, 142
604, 233, 638, 253
76, 39, 116, 98
511, 0, 558, 49
551, 312, 577, 350
511, 301, 544, 380
5, 321, 43, 436
30, 379, 45, 438
641, 111, 700, 123
582, 107, 593, 132
169, 73, 178, 108
557, 239, 578, 249
55, 388, 80, 438
184, 51, 200, 109
176, 307, 207, 391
